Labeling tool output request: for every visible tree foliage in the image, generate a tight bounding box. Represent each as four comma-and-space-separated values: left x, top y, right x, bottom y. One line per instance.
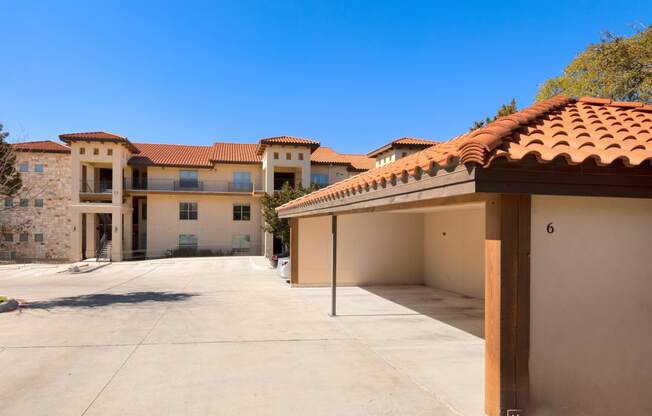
0, 124, 22, 198
537, 25, 652, 102
470, 98, 517, 131
260, 182, 313, 251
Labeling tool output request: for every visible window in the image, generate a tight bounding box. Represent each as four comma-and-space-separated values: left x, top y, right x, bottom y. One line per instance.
34, 164, 44, 173
298, 153, 304, 161
233, 204, 251, 221
34, 233, 44, 242
179, 202, 198, 220
19, 163, 28, 172
273, 152, 279, 160
179, 234, 198, 248
107, 148, 113, 156
19, 233, 28, 242
310, 173, 329, 188
4, 198, 13, 208
286, 152, 292, 160
142, 202, 147, 220
179, 170, 199, 188
19, 199, 29, 207
401, 152, 408, 158
35, 199, 44, 208
232, 234, 251, 252
93, 148, 99, 155
79, 147, 86, 155
232, 171, 252, 191
3, 233, 13, 242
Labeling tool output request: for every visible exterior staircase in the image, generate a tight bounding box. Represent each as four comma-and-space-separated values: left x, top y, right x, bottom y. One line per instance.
96, 238, 112, 262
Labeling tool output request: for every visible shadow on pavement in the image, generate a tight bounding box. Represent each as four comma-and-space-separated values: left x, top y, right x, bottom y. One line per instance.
27, 291, 196, 310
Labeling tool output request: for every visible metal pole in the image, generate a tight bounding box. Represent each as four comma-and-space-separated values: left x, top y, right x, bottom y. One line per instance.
330, 215, 337, 316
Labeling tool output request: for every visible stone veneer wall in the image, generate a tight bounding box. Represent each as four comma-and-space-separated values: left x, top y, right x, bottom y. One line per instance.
0, 151, 71, 261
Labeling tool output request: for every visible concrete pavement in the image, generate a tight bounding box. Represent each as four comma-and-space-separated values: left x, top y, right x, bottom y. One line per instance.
0, 257, 482, 416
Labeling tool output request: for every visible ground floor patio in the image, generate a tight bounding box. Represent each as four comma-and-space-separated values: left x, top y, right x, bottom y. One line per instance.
0, 257, 483, 416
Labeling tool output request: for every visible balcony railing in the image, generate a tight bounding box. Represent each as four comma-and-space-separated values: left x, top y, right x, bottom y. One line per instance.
124, 178, 258, 193
80, 180, 113, 194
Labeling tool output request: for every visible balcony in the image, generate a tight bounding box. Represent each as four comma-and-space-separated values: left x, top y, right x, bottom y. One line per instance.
80, 180, 113, 194
124, 178, 259, 193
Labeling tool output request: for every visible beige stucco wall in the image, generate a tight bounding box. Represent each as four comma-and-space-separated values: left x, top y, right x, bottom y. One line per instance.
310, 164, 349, 186
296, 212, 424, 286
1, 152, 71, 261
146, 194, 262, 257
529, 195, 652, 416
423, 205, 485, 299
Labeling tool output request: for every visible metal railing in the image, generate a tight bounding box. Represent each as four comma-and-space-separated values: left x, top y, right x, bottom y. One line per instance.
81, 180, 113, 194
124, 178, 258, 193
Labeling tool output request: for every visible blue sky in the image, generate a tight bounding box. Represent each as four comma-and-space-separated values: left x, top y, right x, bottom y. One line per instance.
1, 1, 650, 153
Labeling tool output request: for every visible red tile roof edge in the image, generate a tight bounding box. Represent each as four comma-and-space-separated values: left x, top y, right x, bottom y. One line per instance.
366, 137, 439, 158
277, 95, 652, 213
12, 140, 71, 154
59, 131, 140, 154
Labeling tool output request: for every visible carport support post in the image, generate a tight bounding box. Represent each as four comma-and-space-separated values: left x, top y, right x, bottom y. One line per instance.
330, 215, 337, 316
485, 194, 531, 416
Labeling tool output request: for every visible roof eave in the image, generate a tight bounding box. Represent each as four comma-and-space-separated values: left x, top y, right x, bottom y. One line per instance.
277, 163, 477, 218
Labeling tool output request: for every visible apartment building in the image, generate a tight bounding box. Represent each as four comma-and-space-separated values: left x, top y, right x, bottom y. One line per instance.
4, 132, 374, 262
1, 141, 72, 261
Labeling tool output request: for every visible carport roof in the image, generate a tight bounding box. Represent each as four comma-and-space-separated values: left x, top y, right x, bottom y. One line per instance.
277, 96, 652, 216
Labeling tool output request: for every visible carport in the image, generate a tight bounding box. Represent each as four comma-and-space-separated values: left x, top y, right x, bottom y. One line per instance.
278, 96, 652, 416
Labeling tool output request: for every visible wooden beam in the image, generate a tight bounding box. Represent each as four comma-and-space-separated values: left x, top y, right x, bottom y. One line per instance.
290, 217, 299, 285
485, 194, 531, 416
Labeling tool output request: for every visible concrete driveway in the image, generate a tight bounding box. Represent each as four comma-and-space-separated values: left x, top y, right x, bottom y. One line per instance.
0, 257, 483, 416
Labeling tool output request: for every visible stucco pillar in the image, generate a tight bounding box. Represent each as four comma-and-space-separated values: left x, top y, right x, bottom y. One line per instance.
264, 231, 274, 258
112, 147, 123, 204
71, 159, 81, 203
111, 207, 122, 261
123, 207, 133, 259
85, 164, 95, 193
85, 213, 96, 258
70, 211, 83, 262
301, 164, 310, 189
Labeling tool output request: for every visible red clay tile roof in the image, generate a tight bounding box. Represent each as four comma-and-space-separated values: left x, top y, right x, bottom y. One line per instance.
344, 154, 376, 171
129, 142, 263, 167
59, 131, 140, 153
12, 140, 70, 154
59, 131, 127, 140
367, 137, 439, 158
278, 96, 652, 213
257, 136, 320, 155
211, 142, 261, 164
129, 143, 213, 168
310, 147, 375, 171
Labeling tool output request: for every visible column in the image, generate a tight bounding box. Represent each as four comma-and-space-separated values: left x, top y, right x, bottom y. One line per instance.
484, 194, 531, 416
111, 207, 122, 261
112, 147, 123, 204
85, 213, 96, 258
70, 211, 83, 262
123, 206, 133, 259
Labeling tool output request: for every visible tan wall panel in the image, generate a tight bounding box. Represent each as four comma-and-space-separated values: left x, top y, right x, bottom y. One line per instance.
297, 212, 424, 285
530, 195, 652, 415
146, 194, 262, 256
423, 206, 485, 298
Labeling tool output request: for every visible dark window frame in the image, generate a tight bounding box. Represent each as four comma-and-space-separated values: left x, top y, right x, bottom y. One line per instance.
233, 203, 251, 221
179, 202, 198, 220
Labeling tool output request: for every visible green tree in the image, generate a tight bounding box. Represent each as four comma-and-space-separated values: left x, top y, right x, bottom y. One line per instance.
470, 98, 518, 131
260, 182, 314, 251
537, 25, 652, 102
0, 124, 22, 198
